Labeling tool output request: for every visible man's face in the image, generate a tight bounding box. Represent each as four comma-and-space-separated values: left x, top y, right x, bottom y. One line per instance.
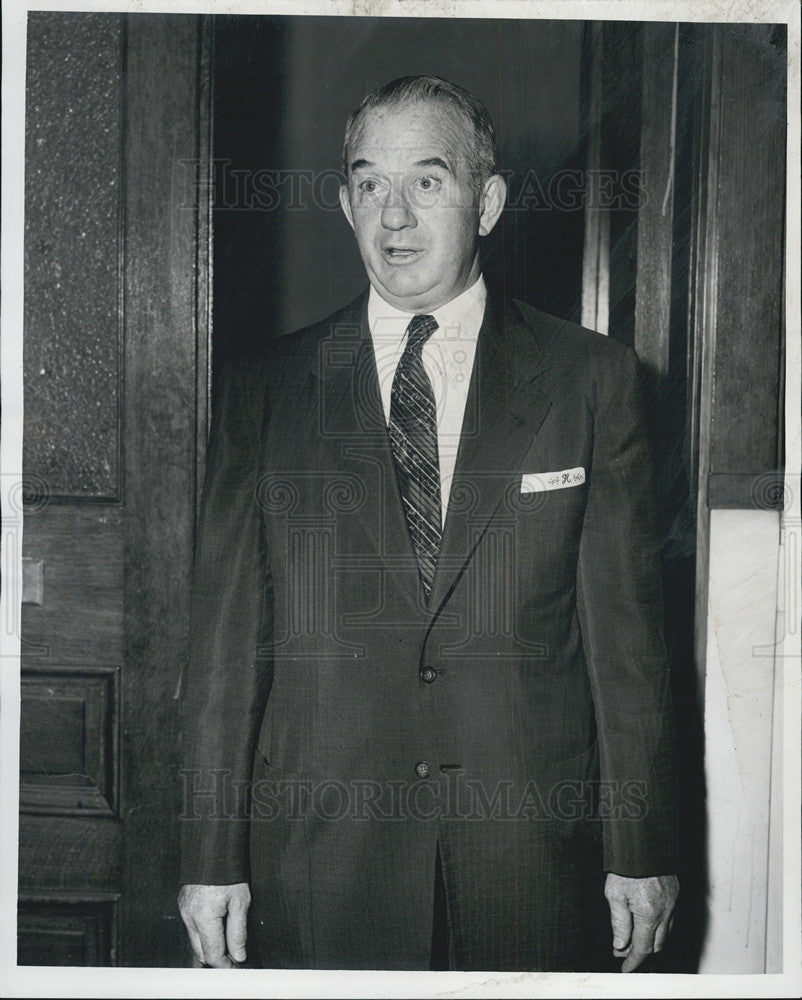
339, 100, 505, 313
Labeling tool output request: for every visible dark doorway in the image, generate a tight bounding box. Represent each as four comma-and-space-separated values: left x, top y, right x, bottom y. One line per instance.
212, 15, 588, 369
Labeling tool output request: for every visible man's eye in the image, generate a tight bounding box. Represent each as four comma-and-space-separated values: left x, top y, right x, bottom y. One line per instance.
360, 179, 379, 193
416, 176, 441, 192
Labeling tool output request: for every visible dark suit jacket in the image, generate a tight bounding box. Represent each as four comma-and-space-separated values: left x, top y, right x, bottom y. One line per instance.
180, 289, 678, 971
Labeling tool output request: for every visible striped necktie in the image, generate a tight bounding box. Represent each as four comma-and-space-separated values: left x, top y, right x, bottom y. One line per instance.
388, 314, 441, 603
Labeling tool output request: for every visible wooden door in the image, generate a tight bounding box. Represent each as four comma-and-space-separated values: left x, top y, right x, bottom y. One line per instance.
18, 12, 211, 967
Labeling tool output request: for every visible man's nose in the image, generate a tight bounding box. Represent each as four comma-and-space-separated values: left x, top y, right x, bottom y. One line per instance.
380, 185, 417, 231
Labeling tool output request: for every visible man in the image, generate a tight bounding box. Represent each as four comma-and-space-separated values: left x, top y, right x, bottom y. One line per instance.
178, 75, 679, 972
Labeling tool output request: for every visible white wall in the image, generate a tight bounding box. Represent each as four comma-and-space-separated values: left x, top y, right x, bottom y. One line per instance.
698, 509, 785, 973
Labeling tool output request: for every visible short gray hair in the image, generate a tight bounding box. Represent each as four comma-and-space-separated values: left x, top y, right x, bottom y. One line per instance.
341, 75, 499, 192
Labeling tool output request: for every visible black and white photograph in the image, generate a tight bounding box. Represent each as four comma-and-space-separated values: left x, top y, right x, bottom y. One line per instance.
0, 0, 799, 995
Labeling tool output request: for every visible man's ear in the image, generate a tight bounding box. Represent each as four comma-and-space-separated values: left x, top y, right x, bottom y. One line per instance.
478, 174, 507, 237
339, 183, 355, 231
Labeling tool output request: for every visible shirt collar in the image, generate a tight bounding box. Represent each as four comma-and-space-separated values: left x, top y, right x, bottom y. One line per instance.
367, 275, 487, 344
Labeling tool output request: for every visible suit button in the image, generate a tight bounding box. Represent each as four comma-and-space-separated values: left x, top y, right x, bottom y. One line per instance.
415, 761, 430, 779
420, 666, 437, 683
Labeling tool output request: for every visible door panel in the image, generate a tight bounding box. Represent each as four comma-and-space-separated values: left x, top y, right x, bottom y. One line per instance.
17, 896, 120, 967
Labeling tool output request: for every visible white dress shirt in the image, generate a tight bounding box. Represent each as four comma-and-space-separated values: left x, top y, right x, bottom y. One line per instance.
367, 276, 486, 526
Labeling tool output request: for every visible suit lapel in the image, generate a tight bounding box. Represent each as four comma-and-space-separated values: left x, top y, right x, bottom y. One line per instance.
427, 294, 553, 613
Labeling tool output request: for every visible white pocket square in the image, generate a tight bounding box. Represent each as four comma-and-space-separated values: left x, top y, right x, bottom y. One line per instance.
520, 467, 585, 493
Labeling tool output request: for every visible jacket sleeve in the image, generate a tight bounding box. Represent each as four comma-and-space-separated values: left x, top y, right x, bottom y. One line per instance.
179, 358, 274, 885
576, 346, 679, 877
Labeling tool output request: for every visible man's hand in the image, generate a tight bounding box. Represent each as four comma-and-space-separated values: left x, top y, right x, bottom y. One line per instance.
178, 882, 251, 968
604, 873, 679, 972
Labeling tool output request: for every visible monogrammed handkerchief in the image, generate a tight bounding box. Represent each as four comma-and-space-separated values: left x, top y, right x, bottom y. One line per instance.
520, 467, 586, 493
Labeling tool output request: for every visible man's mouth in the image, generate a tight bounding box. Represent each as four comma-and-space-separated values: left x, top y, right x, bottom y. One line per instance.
382, 247, 423, 262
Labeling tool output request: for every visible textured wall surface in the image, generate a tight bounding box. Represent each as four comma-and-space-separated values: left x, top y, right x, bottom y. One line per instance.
24, 12, 123, 498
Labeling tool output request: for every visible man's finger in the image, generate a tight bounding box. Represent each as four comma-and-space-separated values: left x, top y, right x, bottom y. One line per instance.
196, 918, 233, 968
621, 945, 652, 973
184, 921, 205, 966
606, 891, 633, 952
225, 894, 249, 964
653, 913, 674, 953
621, 914, 658, 972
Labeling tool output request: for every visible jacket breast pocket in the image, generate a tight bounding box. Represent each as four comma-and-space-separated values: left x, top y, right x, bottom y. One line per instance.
512, 482, 589, 591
